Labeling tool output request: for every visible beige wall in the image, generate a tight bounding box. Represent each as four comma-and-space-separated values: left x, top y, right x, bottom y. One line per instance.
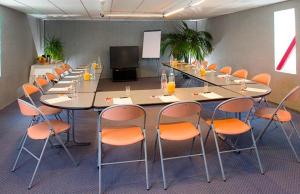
206, 0, 300, 109
0, 6, 37, 109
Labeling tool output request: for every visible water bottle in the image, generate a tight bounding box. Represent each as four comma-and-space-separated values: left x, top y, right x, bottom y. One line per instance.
168, 69, 176, 95
161, 70, 167, 94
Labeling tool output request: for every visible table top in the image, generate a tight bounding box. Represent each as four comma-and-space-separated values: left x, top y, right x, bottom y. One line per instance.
93, 86, 242, 109
223, 83, 272, 98
162, 62, 256, 86
40, 93, 95, 110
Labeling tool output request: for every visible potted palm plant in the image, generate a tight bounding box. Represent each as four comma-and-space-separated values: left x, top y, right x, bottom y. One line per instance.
161, 21, 213, 63
44, 36, 64, 63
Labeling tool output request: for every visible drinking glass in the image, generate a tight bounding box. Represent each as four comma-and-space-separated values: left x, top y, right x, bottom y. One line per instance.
125, 86, 131, 97
240, 79, 247, 91
203, 82, 209, 93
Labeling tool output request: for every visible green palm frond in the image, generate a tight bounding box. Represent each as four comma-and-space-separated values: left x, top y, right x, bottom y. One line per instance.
44, 36, 64, 61
161, 21, 213, 62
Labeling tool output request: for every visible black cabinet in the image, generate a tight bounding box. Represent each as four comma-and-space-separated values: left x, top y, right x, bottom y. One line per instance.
112, 68, 137, 81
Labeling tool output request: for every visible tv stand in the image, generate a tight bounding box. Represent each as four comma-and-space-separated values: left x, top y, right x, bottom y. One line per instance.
112, 68, 137, 82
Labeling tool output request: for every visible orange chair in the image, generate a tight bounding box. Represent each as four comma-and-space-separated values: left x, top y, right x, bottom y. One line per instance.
98, 105, 149, 192
255, 86, 300, 162
252, 73, 271, 86
45, 72, 58, 83
201, 60, 208, 68
251, 73, 271, 105
35, 77, 50, 93
219, 66, 232, 74
55, 67, 65, 78
232, 69, 248, 79
11, 99, 77, 189
205, 97, 264, 181
154, 101, 210, 189
207, 64, 217, 71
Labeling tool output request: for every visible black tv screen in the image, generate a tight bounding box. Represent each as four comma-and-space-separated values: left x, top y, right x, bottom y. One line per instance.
110, 46, 139, 68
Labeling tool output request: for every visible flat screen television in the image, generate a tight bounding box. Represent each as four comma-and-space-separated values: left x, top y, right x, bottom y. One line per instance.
110, 46, 139, 69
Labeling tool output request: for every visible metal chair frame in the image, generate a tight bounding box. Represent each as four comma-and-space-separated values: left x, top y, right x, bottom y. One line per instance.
11, 99, 77, 189
205, 97, 264, 181
153, 101, 210, 190
97, 104, 149, 193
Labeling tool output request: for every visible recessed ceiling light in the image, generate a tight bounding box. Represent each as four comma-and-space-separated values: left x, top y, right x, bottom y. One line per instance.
105, 13, 163, 18
164, 7, 185, 17
191, 0, 205, 7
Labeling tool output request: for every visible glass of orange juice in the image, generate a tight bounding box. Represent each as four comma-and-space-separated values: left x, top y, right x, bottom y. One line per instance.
167, 81, 175, 95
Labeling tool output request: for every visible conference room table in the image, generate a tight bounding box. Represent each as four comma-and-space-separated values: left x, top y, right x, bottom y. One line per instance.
41, 68, 101, 146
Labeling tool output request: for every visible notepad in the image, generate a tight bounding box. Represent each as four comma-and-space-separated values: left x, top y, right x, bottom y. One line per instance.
44, 95, 71, 104
113, 97, 133, 105
65, 75, 80, 79
71, 71, 83, 74
233, 79, 252, 83
159, 95, 179, 102
245, 87, 268, 93
48, 87, 71, 92
63, 71, 69, 76
206, 70, 216, 73
58, 81, 73, 84
200, 92, 223, 99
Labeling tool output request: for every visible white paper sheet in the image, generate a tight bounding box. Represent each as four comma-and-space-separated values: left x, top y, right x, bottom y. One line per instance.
217, 74, 230, 78
113, 97, 133, 105
63, 71, 69, 76
58, 81, 73, 84
159, 95, 179, 102
44, 95, 71, 104
200, 92, 223, 99
65, 75, 80, 79
233, 79, 252, 83
48, 87, 71, 92
245, 87, 268, 93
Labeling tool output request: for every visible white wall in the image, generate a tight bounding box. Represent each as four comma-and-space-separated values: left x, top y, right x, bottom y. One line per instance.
0, 6, 37, 109
44, 20, 203, 78
206, 0, 300, 109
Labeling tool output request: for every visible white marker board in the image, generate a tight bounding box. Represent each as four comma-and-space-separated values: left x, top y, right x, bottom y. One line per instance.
142, 30, 161, 59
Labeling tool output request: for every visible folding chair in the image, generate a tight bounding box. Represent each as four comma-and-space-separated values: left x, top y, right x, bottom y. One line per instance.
219, 66, 232, 74
255, 86, 300, 162
11, 99, 77, 189
232, 69, 248, 79
205, 97, 264, 181
98, 104, 149, 193
153, 101, 210, 189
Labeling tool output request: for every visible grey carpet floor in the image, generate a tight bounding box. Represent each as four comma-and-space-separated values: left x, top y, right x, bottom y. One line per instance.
1, 77, 300, 194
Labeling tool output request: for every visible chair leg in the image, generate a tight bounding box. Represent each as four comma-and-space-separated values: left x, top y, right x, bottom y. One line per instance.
256, 119, 273, 142
279, 122, 300, 162
98, 133, 102, 194
290, 120, 300, 140
28, 137, 49, 189
157, 134, 167, 189
143, 133, 150, 190
140, 140, 144, 160
190, 137, 196, 155
250, 129, 264, 174
17, 119, 34, 150
212, 131, 226, 181
199, 135, 210, 183
12, 134, 28, 172
55, 135, 78, 166
152, 134, 158, 162
204, 126, 212, 145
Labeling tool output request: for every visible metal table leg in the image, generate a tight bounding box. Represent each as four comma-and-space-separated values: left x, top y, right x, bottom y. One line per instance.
69, 110, 91, 146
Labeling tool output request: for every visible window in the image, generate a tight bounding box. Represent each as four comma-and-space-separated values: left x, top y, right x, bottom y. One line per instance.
274, 8, 296, 74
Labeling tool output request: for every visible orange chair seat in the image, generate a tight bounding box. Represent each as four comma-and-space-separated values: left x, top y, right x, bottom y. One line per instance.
39, 105, 62, 115
101, 126, 144, 146
254, 107, 292, 122
159, 122, 199, 141
28, 120, 70, 140
206, 118, 250, 135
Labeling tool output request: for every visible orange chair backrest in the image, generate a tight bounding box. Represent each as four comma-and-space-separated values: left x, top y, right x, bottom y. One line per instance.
46, 73, 57, 81
251, 73, 271, 86
201, 61, 208, 68
17, 99, 39, 116
35, 77, 48, 88
208, 64, 217, 71
23, 84, 40, 97
161, 102, 201, 118
232, 69, 248, 79
101, 105, 145, 121
218, 97, 254, 113
55, 67, 64, 75
219, 66, 232, 74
